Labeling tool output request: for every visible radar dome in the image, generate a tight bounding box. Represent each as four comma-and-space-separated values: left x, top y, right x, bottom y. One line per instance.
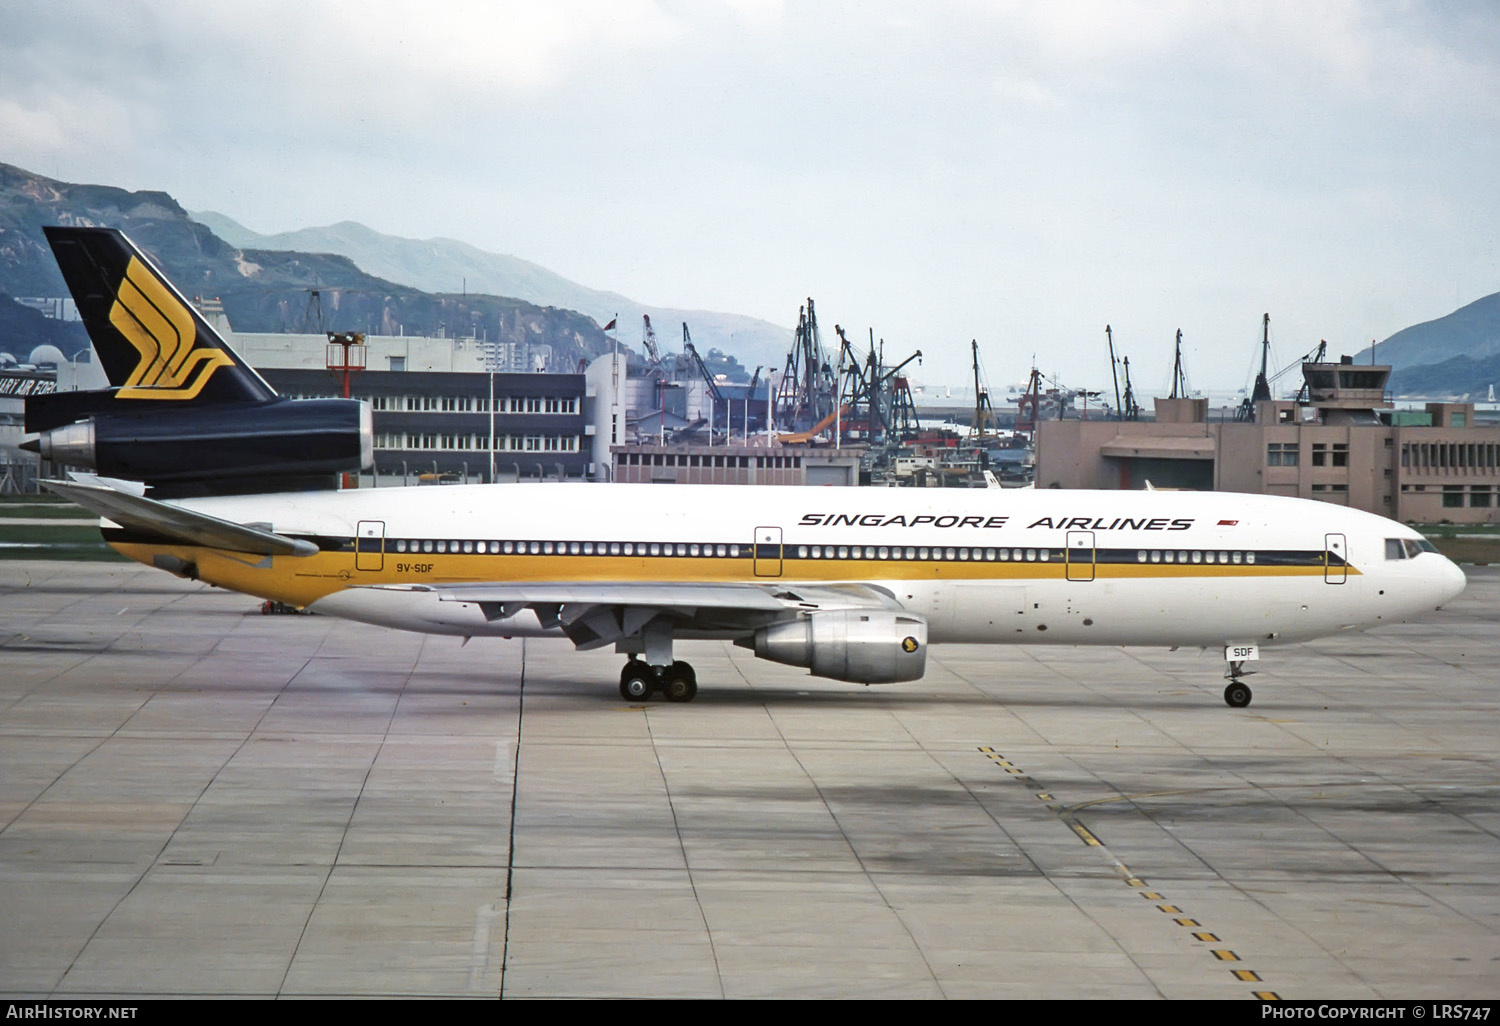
29, 345, 67, 367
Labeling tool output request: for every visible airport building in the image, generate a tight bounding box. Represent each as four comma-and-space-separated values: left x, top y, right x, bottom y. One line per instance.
228, 331, 590, 482
1036, 360, 1500, 523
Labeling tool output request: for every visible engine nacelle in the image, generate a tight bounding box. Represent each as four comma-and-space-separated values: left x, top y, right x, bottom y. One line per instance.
745, 610, 929, 683
26, 397, 371, 489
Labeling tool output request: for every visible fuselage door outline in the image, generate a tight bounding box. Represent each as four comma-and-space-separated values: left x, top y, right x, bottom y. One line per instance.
1066, 530, 1096, 582
356, 519, 385, 572
1324, 532, 1347, 584
753, 526, 783, 578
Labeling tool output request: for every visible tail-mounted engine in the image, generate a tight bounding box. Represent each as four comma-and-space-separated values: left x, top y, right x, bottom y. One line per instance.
25, 395, 372, 494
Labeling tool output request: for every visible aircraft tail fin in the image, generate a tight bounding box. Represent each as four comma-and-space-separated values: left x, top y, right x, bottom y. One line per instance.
42, 226, 277, 406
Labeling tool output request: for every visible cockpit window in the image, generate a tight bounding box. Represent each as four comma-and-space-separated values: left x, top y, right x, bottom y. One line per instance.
1386, 538, 1436, 559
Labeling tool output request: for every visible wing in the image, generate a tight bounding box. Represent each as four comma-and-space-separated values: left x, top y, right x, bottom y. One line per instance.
372, 580, 906, 649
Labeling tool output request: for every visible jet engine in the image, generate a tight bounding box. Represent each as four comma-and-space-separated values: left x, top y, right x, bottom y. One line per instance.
23, 396, 372, 495
742, 609, 929, 683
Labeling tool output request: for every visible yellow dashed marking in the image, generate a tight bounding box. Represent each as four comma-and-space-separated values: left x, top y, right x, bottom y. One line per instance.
979, 745, 1268, 993
1069, 823, 1103, 846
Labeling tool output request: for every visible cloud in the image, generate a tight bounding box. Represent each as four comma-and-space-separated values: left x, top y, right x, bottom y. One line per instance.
1, 1, 1496, 387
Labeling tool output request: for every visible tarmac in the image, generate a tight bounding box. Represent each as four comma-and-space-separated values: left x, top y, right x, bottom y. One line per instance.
0, 559, 1496, 999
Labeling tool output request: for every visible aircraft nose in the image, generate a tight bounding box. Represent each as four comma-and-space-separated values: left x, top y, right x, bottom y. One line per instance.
1435, 555, 1467, 606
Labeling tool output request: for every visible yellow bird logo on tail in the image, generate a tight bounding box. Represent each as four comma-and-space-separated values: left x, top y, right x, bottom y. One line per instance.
110, 257, 233, 400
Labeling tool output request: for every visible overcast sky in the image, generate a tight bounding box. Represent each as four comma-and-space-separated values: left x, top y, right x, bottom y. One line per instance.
3, 1, 1497, 393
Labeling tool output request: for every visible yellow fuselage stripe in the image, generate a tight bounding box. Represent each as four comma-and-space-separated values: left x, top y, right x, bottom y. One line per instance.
108, 542, 1353, 609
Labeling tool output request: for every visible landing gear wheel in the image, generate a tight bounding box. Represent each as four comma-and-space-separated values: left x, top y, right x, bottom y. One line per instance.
1224, 681, 1253, 708
620, 663, 656, 702
662, 669, 698, 703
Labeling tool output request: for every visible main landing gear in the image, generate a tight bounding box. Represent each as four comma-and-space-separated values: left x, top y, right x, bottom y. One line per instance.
1223, 660, 1255, 708
619, 659, 698, 703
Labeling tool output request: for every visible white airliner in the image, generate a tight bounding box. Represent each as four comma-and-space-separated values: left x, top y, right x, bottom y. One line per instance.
27, 228, 1468, 707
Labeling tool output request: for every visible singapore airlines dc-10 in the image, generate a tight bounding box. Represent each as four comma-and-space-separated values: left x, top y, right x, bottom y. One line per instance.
23, 228, 1466, 707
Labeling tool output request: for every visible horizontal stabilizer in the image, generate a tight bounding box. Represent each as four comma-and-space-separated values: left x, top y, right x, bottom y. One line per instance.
41, 479, 318, 558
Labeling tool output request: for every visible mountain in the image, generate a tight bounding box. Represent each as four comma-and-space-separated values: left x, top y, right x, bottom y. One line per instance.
1353, 291, 1500, 397
0, 162, 615, 373
193, 211, 792, 374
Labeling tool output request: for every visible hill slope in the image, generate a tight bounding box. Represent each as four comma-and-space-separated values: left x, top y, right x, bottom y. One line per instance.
193, 211, 792, 372
1354, 291, 1500, 396
0, 163, 615, 373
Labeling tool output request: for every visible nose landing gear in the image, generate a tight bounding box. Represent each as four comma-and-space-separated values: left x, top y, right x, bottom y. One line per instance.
1223, 659, 1255, 708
